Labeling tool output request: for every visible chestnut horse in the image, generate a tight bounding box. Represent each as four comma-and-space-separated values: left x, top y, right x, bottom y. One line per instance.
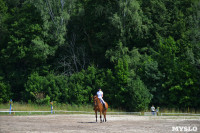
92, 95, 108, 123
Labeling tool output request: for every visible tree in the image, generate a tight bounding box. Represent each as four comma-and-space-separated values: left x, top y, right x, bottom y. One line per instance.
0, 3, 49, 100
56, 33, 89, 75
152, 36, 200, 109
127, 77, 152, 111
0, 0, 8, 45
106, 43, 152, 110
25, 72, 68, 104
0, 80, 11, 103
30, 0, 71, 47
110, 0, 148, 46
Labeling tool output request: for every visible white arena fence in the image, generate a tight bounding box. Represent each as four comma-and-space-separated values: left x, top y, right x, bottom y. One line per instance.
145, 112, 200, 116
0, 110, 141, 115
53, 110, 141, 115
144, 112, 157, 116
161, 113, 200, 116
1, 111, 200, 116
106, 112, 141, 115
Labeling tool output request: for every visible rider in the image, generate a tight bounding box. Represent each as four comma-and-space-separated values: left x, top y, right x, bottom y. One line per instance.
97, 88, 107, 110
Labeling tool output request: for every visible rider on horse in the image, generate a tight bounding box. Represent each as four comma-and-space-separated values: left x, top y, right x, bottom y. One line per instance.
97, 88, 107, 110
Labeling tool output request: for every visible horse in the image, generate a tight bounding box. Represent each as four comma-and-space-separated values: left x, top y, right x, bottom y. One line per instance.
92, 95, 108, 123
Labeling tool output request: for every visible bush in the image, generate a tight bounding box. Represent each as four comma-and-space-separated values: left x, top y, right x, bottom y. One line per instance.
0, 81, 11, 103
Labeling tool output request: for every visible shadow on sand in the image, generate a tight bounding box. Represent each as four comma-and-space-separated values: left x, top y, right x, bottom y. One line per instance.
78, 122, 97, 123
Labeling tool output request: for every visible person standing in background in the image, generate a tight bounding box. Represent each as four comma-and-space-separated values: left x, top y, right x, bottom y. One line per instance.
151, 105, 155, 115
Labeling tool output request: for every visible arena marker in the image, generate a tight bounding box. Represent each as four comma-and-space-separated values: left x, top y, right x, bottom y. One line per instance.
9, 99, 12, 115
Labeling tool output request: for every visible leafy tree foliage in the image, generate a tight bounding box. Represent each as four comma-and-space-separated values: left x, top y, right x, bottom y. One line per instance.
0, 0, 199, 111
0, 2, 46, 100
106, 43, 152, 110
0, 80, 11, 103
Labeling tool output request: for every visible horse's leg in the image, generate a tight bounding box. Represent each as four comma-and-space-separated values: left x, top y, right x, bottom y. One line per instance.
104, 111, 107, 122
100, 111, 102, 123
102, 111, 104, 122
95, 111, 97, 122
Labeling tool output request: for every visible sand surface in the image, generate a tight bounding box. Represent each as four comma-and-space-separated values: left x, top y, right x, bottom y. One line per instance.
0, 114, 199, 133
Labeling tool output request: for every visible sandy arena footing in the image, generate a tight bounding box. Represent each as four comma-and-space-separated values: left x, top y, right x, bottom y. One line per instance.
0, 114, 200, 133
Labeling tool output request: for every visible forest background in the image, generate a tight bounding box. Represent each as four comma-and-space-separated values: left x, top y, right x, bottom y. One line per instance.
0, 0, 200, 111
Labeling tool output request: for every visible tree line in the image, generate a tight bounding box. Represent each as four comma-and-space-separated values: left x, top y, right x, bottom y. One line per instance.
0, 0, 200, 111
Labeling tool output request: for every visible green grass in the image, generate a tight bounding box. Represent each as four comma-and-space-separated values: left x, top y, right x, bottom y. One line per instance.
0, 102, 93, 111
1, 103, 199, 116
0, 102, 122, 115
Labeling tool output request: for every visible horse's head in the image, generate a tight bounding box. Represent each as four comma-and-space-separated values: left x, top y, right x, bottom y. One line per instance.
92, 95, 98, 105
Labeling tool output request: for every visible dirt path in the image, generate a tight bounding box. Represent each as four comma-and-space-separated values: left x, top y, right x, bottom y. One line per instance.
0, 114, 199, 133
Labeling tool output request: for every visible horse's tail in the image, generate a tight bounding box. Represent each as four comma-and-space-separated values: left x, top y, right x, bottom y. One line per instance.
105, 102, 108, 110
